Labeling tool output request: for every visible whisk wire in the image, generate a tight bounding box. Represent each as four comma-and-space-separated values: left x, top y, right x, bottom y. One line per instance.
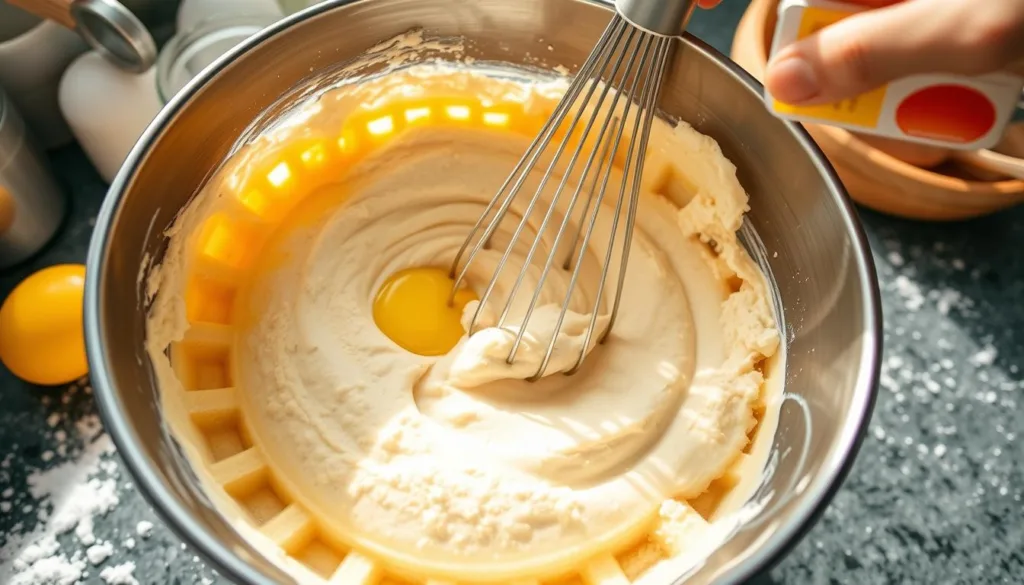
604, 38, 672, 338
560, 121, 616, 272
448, 16, 625, 299
449, 8, 680, 378
498, 25, 642, 343
539, 37, 658, 379
463, 18, 632, 337
570, 36, 668, 373
507, 31, 652, 377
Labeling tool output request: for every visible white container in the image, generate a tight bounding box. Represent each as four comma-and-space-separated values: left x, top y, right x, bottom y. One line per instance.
58, 51, 162, 183
59, 13, 279, 184
176, 0, 283, 33
0, 5, 88, 148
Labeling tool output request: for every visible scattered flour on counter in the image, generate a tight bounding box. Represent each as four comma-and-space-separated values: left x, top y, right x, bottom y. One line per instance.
8, 537, 86, 585
25, 421, 120, 550
933, 289, 962, 316
100, 561, 139, 585
52, 477, 120, 547
970, 345, 999, 367
87, 541, 115, 565
1, 418, 118, 584
892, 275, 925, 311
3, 381, 225, 583
135, 521, 153, 538
0, 384, 134, 585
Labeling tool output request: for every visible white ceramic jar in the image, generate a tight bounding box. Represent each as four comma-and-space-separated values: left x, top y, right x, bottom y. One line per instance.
58, 51, 163, 183
59, 12, 280, 184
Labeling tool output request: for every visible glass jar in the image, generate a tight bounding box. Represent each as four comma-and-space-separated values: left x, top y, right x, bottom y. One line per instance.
156, 13, 280, 103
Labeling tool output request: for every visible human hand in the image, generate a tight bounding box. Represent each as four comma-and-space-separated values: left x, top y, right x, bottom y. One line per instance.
764, 0, 1024, 106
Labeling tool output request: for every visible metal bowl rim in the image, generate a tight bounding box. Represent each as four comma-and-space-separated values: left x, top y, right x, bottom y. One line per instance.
84, 1, 882, 583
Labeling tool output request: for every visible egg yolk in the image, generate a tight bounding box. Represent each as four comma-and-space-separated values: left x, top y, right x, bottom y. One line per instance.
373, 267, 478, 356
0, 264, 88, 386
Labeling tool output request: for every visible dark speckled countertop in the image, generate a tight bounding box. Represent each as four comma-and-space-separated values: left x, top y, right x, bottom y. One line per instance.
1, 2, 1022, 584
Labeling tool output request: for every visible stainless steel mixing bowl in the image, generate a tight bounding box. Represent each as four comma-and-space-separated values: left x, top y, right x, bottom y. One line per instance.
84, 0, 881, 582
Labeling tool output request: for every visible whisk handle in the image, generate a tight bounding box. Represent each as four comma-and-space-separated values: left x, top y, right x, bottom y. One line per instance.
615, 0, 698, 36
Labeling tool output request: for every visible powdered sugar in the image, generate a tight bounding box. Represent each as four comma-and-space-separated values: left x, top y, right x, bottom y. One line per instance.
134, 522, 153, 539
53, 477, 120, 546
0, 410, 119, 584
892, 274, 925, 311
970, 345, 999, 367
9, 537, 86, 585
1, 378, 224, 584
87, 541, 115, 565
100, 561, 139, 585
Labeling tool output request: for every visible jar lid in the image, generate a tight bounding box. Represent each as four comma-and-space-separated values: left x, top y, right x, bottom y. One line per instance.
70, 0, 157, 73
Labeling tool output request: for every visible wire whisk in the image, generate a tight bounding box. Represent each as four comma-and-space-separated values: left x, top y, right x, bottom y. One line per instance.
448, 1, 699, 381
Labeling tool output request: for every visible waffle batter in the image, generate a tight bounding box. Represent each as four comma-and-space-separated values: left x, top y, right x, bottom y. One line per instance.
146, 59, 781, 584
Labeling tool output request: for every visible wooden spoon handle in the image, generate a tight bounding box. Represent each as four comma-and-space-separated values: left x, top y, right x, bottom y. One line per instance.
954, 149, 1024, 181
4, 0, 75, 29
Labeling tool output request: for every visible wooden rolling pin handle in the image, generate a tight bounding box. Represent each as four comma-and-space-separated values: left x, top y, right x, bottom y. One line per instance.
5, 0, 76, 29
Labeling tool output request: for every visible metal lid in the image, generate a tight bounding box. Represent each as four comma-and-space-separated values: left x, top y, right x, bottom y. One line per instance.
70, 0, 157, 73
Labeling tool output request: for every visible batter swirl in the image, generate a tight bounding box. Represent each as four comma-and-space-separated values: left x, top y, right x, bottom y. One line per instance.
147, 64, 780, 584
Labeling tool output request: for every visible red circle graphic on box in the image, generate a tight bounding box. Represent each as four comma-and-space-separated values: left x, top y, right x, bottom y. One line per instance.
895, 85, 996, 144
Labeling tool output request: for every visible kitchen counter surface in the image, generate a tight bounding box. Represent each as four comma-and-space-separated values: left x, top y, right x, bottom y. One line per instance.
1, 3, 1022, 584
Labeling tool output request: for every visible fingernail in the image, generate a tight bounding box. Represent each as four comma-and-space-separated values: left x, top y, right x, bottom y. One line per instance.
768, 53, 820, 104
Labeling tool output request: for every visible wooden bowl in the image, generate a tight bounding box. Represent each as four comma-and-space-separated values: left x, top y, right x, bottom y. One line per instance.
730, 0, 1024, 221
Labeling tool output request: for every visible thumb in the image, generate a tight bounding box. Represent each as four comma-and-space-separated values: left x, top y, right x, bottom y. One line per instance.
765, 0, 998, 105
